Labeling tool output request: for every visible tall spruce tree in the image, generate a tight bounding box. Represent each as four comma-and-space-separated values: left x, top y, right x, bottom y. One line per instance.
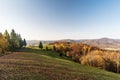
39, 41, 43, 49
10, 29, 22, 50
16, 34, 21, 48
18, 34, 23, 48
23, 38, 27, 47
10, 29, 16, 51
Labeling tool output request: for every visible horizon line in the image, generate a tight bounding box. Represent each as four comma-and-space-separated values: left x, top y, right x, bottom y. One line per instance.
26, 37, 120, 41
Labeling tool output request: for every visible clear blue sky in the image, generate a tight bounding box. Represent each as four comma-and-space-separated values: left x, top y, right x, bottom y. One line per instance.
0, 0, 120, 40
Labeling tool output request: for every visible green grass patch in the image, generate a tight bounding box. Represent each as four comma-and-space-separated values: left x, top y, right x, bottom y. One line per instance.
0, 47, 119, 80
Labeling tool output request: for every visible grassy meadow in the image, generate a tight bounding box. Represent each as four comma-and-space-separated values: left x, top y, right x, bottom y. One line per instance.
0, 46, 119, 80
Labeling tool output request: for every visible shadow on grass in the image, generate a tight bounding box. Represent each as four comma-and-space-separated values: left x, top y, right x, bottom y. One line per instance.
19, 48, 72, 61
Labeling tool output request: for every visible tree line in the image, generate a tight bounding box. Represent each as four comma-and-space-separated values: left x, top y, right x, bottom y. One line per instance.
0, 29, 26, 54
51, 42, 120, 73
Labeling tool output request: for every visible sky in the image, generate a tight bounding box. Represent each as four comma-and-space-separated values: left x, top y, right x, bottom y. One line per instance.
0, 0, 120, 40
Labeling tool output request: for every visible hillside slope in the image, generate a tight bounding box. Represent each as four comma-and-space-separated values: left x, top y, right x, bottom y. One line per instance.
0, 48, 119, 80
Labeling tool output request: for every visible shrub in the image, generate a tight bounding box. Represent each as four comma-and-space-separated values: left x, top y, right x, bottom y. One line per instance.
80, 54, 105, 69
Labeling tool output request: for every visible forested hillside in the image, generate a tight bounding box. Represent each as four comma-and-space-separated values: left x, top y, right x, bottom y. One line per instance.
51, 42, 120, 73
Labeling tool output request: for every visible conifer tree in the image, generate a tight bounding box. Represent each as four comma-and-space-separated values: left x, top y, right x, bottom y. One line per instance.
46, 46, 48, 51
18, 34, 23, 48
10, 29, 21, 50
10, 29, 16, 51
23, 38, 27, 47
39, 41, 43, 49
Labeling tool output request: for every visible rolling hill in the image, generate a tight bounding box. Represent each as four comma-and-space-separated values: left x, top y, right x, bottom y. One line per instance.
79, 38, 120, 49
27, 38, 120, 49
0, 47, 119, 80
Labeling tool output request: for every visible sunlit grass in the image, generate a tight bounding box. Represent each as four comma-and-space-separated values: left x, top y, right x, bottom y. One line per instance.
0, 47, 119, 80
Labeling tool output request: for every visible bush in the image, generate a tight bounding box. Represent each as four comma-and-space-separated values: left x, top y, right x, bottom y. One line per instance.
80, 54, 105, 69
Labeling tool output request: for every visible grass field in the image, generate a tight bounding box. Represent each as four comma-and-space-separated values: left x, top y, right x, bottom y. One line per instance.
0, 47, 120, 80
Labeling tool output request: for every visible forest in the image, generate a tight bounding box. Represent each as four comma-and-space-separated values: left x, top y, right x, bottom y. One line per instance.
50, 42, 120, 73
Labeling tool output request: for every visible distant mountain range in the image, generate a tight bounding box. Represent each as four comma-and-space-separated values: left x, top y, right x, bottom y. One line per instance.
79, 38, 120, 49
27, 38, 120, 49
